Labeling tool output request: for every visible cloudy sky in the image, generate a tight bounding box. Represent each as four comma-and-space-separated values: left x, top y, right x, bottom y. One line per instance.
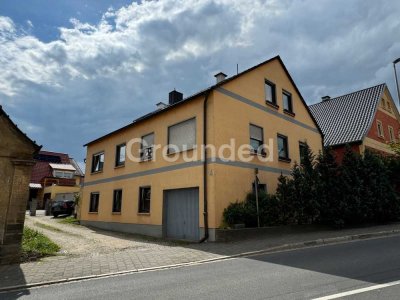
0, 0, 399, 167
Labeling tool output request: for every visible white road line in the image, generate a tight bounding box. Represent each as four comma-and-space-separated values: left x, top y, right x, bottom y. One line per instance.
313, 280, 400, 300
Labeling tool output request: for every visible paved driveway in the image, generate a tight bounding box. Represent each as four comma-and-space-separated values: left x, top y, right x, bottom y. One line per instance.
24, 214, 180, 258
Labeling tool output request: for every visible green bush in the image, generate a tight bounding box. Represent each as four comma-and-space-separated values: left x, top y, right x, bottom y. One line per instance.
223, 143, 400, 229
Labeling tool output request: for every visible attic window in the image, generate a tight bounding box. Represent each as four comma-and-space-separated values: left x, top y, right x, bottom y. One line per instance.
265, 79, 277, 105
283, 91, 293, 113
387, 101, 392, 112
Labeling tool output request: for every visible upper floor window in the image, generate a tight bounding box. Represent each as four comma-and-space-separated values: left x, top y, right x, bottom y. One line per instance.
115, 143, 126, 167
141, 133, 155, 161
377, 120, 384, 138
112, 189, 122, 213
91, 152, 104, 173
249, 124, 264, 154
277, 134, 290, 161
283, 91, 293, 113
89, 192, 100, 213
389, 126, 395, 142
265, 79, 276, 105
53, 170, 74, 179
138, 186, 151, 213
168, 118, 196, 153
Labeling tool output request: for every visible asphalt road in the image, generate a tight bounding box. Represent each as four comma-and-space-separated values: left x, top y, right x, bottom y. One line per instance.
2, 235, 400, 300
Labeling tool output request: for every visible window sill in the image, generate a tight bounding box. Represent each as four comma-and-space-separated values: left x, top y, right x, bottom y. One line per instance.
137, 212, 150, 216
250, 151, 267, 158
112, 212, 121, 215
266, 101, 279, 110
167, 146, 196, 156
88, 212, 98, 214
279, 157, 292, 163
114, 164, 125, 169
283, 109, 295, 117
91, 170, 103, 175
140, 158, 153, 162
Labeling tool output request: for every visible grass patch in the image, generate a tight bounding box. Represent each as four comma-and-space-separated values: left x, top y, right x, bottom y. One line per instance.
21, 227, 60, 262
58, 216, 80, 225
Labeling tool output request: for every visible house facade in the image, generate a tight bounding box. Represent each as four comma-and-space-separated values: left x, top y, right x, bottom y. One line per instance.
309, 84, 400, 161
0, 106, 40, 264
81, 56, 323, 241
29, 151, 84, 209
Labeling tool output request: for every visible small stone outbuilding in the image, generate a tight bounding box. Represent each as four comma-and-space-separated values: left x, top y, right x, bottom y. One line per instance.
0, 105, 41, 264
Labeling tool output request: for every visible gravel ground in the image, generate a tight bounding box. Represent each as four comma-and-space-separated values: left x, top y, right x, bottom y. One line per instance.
24, 213, 178, 259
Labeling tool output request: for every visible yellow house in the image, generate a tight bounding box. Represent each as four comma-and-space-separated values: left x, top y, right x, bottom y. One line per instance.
81, 56, 323, 241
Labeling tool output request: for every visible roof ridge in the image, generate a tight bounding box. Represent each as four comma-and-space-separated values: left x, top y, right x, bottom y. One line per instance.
310, 83, 386, 107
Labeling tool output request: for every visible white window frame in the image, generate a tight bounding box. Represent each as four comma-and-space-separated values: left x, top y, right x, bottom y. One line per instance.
388, 126, 395, 142
53, 170, 74, 179
141, 133, 155, 161
377, 120, 384, 138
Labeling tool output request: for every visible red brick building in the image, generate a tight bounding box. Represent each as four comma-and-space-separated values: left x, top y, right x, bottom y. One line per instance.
309, 83, 400, 161
29, 151, 84, 209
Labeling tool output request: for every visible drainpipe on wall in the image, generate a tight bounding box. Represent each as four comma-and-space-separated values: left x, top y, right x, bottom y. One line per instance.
199, 91, 211, 243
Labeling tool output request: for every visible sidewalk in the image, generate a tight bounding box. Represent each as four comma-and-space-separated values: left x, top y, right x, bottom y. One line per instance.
1, 222, 400, 291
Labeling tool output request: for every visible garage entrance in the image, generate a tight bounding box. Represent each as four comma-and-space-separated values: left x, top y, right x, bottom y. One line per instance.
163, 188, 200, 241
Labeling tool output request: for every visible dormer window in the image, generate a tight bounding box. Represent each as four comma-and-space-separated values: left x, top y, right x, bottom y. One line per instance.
49, 163, 76, 179
53, 170, 74, 179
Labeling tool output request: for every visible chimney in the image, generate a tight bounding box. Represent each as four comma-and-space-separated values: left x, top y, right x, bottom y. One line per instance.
169, 90, 183, 105
156, 102, 168, 110
214, 72, 227, 84
321, 96, 331, 102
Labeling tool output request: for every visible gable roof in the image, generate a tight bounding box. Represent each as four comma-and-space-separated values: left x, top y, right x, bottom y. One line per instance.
84, 55, 322, 146
0, 105, 41, 152
309, 83, 386, 147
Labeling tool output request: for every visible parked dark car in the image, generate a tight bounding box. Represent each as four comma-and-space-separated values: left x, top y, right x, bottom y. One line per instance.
51, 200, 75, 217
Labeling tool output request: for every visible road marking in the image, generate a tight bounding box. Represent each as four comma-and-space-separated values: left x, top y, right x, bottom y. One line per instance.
313, 280, 400, 299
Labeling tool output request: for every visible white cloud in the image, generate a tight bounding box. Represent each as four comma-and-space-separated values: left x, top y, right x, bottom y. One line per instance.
0, 0, 399, 160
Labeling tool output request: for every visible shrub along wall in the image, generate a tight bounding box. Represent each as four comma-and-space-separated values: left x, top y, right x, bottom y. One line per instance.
223, 145, 400, 228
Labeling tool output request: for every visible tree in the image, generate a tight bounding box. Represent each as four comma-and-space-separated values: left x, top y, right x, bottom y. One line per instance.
389, 142, 400, 156
276, 174, 296, 224
362, 150, 399, 222
339, 145, 365, 225
315, 148, 344, 227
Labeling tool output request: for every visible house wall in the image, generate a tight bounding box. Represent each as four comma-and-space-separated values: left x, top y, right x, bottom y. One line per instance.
81, 95, 215, 237
364, 88, 400, 154
211, 59, 322, 227
81, 58, 322, 239
43, 185, 81, 201
331, 144, 362, 163
0, 114, 37, 264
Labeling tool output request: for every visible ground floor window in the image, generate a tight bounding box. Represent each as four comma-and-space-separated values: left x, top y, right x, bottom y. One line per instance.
139, 186, 151, 213
89, 192, 99, 213
113, 189, 122, 213
252, 182, 267, 194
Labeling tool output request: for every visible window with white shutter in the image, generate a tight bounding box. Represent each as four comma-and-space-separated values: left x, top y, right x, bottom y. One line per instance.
168, 118, 196, 153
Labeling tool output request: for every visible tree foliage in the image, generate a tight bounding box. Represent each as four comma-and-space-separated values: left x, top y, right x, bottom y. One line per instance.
223, 144, 400, 228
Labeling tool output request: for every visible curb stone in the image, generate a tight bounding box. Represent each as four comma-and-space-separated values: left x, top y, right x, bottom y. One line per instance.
1, 228, 400, 293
